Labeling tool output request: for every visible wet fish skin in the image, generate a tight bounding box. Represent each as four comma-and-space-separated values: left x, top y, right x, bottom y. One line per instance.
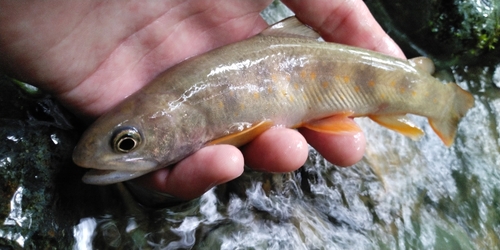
73, 17, 474, 185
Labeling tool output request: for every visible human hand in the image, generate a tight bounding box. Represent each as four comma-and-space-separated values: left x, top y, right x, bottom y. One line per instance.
0, 0, 404, 201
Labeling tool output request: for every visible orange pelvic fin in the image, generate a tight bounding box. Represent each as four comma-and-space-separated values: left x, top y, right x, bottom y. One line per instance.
368, 115, 424, 140
303, 113, 361, 134
207, 120, 273, 147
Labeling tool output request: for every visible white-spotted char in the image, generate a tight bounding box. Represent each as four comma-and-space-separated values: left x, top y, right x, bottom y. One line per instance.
73, 17, 474, 185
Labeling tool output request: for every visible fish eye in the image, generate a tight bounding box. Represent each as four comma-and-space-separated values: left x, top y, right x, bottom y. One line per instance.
112, 127, 141, 153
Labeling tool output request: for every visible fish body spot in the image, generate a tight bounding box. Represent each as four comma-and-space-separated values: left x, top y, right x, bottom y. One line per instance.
343, 76, 350, 83
300, 70, 307, 79
271, 74, 279, 83
322, 81, 329, 88
354, 86, 361, 92
310, 72, 317, 81
368, 80, 375, 87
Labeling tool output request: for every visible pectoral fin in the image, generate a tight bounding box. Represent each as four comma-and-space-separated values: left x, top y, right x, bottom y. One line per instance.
207, 120, 273, 147
368, 115, 424, 140
302, 113, 362, 134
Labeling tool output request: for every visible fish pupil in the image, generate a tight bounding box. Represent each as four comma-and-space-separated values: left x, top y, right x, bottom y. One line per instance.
112, 127, 141, 153
117, 137, 137, 152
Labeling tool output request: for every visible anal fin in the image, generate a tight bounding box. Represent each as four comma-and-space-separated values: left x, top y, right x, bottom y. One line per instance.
428, 118, 456, 147
369, 115, 424, 140
302, 113, 361, 134
207, 120, 273, 147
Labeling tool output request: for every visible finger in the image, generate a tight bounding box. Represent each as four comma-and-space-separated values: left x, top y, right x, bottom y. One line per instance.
282, 0, 405, 59
132, 144, 244, 200
241, 128, 308, 172
298, 127, 365, 167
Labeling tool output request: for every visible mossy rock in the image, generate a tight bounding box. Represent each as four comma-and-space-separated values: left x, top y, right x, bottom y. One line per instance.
366, 0, 500, 67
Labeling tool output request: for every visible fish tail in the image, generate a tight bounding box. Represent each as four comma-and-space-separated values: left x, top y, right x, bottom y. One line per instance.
428, 83, 474, 146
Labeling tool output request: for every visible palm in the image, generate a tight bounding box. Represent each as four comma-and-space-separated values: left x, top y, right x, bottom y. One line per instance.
0, 1, 273, 118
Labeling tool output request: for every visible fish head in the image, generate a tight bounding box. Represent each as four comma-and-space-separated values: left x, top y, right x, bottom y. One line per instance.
73, 100, 181, 185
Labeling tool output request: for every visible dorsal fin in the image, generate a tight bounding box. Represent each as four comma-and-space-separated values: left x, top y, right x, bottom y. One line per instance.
260, 16, 321, 40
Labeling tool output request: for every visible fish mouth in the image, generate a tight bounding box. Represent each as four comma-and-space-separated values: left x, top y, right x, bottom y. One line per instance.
82, 169, 154, 185
73, 149, 160, 171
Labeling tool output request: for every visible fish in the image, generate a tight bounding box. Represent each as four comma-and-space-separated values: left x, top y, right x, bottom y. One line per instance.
72, 17, 475, 185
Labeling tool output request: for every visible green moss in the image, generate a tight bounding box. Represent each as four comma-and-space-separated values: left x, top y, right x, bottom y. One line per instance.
366, 0, 500, 67
430, 0, 500, 52
0, 76, 82, 249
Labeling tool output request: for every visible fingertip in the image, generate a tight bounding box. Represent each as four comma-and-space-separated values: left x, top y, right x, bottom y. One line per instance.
133, 145, 244, 200
377, 36, 406, 60
242, 128, 308, 172
299, 128, 365, 167
283, 0, 405, 59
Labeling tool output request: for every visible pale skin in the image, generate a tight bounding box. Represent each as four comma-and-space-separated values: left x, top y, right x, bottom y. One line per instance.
0, 0, 405, 200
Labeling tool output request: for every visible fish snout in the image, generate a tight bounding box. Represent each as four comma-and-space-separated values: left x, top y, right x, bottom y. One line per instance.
72, 142, 94, 169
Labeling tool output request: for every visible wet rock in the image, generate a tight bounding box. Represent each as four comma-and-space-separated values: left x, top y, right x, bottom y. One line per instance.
365, 0, 500, 67
0, 76, 79, 249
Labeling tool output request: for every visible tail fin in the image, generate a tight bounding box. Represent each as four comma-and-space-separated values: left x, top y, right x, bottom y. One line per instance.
428, 83, 474, 146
